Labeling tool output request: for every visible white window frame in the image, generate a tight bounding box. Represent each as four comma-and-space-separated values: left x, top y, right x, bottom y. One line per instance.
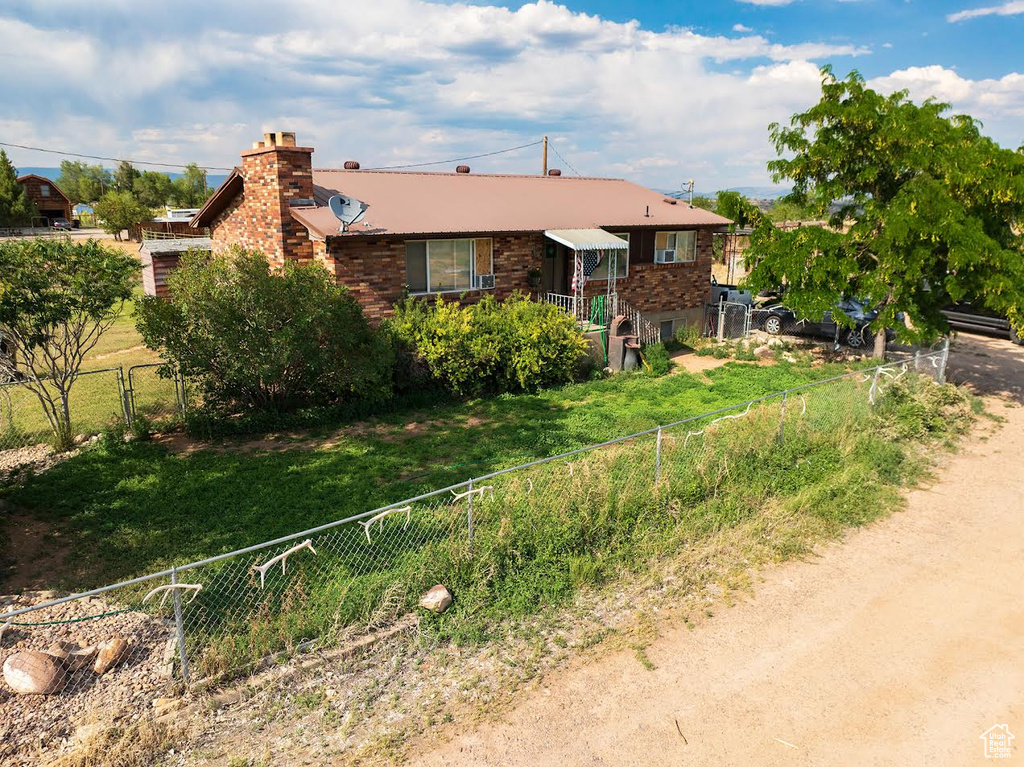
588, 233, 630, 281
654, 230, 698, 264
406, 238, 494, 295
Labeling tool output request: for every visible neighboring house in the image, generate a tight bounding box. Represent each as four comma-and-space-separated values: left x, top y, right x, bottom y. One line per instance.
17, 175, 72, 225
138, 210, 211, 299
190, 131, 731, 336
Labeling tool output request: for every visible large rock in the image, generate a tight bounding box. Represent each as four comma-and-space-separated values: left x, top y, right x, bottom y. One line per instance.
44, 641, 97, 671
3, 650, 67, 694
418, 585, 452, 614
93, 638, 130, 675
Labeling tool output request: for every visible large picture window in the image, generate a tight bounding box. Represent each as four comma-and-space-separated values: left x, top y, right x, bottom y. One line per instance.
654, 231, 698, 263
406, 238, 493, 293
589, 233, 629, 280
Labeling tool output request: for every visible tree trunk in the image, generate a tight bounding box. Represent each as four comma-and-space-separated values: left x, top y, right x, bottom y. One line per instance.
873, 328, 887, 360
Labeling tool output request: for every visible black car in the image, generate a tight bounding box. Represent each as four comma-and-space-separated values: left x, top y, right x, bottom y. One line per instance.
760, 298, 878, 348
941, 304, 1022, 345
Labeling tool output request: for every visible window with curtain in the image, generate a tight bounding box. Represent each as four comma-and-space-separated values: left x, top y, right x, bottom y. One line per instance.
405, 238, 493, 293
654, 230, 698, 263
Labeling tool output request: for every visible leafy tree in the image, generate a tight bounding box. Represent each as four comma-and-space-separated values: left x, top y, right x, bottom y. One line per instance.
745, 67, 1024, 357
0, 150, 38, 227
170, 163, 212, 208
715, 190, 763, 229
766, 198, 816, 223
94, 191, 152, 240
0, 238, 139, 451
113, 160, 140, 194
133, 170, 175, 208
57, 160, 112, 204
691, 195, 717, 211
136, 248, 393, 414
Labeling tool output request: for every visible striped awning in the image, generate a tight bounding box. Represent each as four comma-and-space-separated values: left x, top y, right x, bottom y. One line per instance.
544, 228, 629, 251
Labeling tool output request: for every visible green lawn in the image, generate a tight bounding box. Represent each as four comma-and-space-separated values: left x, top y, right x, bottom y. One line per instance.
4, 360, 843, 587
0, 357, 977, 679
1, 296, 176, 448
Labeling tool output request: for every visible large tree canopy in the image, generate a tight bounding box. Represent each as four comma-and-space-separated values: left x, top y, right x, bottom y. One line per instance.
745, 67, 1024, 353
0, 150, 38, 227
56, 160, 113, 205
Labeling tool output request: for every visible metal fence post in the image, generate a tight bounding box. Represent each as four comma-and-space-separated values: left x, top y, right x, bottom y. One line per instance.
115, 367, 132, 427
170, 567, 190, 685
717, 303, 725, 341
913, 348, 921, 372
467, 479, 474, 555
654, 427, 662, 484
779, 391, 787, 444
869, 366, 881, 405
939, 337, 950, 384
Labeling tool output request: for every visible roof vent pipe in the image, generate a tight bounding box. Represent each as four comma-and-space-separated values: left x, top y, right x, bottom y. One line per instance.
547, 168, 562, 177
344, 160, 361, 170
456, 165, 471, 174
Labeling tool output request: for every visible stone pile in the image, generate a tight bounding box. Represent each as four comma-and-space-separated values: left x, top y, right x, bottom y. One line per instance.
0, 591, 177, 762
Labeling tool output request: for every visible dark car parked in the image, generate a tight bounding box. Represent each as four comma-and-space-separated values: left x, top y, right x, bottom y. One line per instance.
760, 298, 882, 348
942, 304, 1022, 345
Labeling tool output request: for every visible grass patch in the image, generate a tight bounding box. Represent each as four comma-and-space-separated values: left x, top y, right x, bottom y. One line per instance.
0, 361, 977, 682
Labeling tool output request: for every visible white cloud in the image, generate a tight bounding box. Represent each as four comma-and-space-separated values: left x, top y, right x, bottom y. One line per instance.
0, 0, 1014, 191
948, 1, 1024, 22
733, 23, 755, 32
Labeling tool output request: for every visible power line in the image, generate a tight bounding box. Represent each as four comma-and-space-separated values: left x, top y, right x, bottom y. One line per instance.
0, 141, 235, 172
364, 139, 544, 171
547, 139, 583, 177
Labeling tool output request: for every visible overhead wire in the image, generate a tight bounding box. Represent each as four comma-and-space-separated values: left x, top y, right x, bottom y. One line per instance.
547, 139, 583, 177
363, 139, 544, 170
0, 140, 234, 172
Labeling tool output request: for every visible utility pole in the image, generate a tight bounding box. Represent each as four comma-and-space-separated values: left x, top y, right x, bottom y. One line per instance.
542, 135, 548, 176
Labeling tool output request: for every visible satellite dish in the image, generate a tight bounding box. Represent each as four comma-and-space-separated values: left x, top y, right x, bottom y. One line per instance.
328, 194, 368, 231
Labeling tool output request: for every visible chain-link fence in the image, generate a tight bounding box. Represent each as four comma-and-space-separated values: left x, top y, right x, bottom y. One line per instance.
0, 350, 952, 759
0, 364, 185, 453
703, 301, 752, 339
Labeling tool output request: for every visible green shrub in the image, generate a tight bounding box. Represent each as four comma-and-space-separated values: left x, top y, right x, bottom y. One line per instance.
640, 343, 671, 376
389, 293, 588, 396
136, 248, 393, 414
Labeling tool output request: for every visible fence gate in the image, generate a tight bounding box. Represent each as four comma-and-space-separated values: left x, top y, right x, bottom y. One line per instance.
703, 301, 751, 340
127, 363, 187, 426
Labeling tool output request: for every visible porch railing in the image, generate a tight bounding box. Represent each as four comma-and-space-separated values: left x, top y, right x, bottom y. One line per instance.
543, 293, 660, 346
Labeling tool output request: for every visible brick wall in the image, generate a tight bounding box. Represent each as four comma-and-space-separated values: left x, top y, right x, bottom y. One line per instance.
319, 233, 545, 320
209, 138, 315, 268
586, 228, 714, 326
319, 229, 713, 323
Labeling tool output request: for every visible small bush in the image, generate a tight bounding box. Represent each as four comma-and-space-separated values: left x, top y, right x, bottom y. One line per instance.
389, 293, 589, 396
136, 248, 393, 415
640, 343, 671, 376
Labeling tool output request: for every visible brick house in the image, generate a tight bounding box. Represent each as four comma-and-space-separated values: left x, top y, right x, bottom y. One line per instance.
191, 131, 730, 338
16, 175, 72, 225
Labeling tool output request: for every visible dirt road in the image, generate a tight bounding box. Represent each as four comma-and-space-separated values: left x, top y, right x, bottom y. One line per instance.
414, 334, 1024, 766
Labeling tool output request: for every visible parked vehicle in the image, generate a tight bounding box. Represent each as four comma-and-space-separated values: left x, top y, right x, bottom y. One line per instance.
761, 298, 884, 348
51, 218, 73, 231
942, 303, 1022, 345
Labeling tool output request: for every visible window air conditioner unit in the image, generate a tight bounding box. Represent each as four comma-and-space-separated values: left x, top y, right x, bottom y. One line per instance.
476, 274, 495, 290
657, 249, 676, 264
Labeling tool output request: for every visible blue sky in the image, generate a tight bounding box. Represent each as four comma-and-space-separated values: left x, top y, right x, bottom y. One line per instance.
1, 0, 1021, 190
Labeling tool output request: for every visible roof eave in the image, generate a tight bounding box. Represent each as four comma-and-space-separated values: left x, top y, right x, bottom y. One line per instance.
190, 169, 243, 228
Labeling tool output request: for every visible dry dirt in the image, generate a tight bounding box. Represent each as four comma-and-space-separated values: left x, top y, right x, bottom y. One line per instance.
410, 333, 1024, 766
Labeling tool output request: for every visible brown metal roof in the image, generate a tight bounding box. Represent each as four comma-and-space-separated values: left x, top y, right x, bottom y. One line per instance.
292, 169, 731, 239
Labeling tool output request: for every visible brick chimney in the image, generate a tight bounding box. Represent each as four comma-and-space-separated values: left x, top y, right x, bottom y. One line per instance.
239, 131, 315, 268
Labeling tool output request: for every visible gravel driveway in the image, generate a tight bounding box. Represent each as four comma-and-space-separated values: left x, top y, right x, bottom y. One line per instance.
412, 332, 1024, 766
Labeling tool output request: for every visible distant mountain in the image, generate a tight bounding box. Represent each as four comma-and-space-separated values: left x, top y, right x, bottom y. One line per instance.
16, 166, 228, 189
